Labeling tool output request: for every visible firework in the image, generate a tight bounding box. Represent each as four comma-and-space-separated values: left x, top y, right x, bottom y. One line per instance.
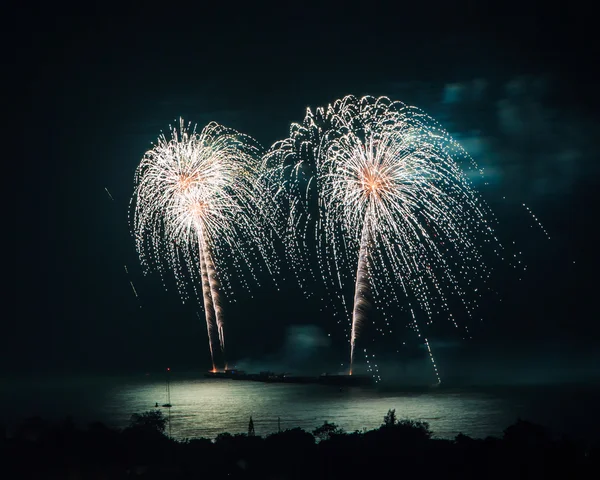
263, 96, 521, 381
105, 187, 115, 201
132, 119, 277, 369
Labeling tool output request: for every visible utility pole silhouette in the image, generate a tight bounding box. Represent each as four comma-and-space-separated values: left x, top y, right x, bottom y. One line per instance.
248, 416, 255, 436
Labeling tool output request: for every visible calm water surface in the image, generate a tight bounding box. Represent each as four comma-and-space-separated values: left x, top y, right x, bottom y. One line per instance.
3, 374, 599, 441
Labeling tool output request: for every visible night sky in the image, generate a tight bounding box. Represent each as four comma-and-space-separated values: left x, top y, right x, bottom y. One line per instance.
12, 3, 599, 383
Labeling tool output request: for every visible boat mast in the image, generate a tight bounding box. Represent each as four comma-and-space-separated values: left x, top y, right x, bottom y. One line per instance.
166, 367, 172, 437
166, 367, 171, 405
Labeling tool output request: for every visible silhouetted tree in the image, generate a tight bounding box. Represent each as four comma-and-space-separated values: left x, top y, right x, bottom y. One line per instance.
455, 432, 475, 445
366, 414, 433, 449
186, 437, 213, 448
393, 419, 433, 440
266, 428, 315, 451
128, 410, 167, 435
503, 418, 550, 448
215, 432, 233, 444
248, 416, 255, 436
312, 421, 345, 442
383, 409, 397, 427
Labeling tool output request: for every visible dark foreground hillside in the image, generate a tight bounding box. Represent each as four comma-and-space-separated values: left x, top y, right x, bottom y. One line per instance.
2, 409, 598, 479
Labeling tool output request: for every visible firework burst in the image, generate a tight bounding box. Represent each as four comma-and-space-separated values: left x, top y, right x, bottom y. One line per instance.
132, 119, 278, 370
263, 96, 521, 381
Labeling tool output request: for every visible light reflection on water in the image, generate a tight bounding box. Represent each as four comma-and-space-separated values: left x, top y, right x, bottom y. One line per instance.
102, 378, 508, 440
4, 375, 598, 441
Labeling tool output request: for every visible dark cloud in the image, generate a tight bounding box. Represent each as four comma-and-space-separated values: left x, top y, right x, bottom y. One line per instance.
441, 75, 599, 200
380, 74, 597, 201
443, 79, 488, 104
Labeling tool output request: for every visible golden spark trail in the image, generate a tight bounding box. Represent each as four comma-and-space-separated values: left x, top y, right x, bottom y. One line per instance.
203, 235, 225, 355
198, 229, 217, 372
129, 281, 138, 297
350, 216, 371, 374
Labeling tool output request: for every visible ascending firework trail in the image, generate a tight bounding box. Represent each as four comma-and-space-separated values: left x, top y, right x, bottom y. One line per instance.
263, 96, 525, 380
132, 119, 278, 370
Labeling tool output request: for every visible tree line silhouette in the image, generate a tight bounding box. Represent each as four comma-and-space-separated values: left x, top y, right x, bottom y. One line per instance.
2, 409, 598, 478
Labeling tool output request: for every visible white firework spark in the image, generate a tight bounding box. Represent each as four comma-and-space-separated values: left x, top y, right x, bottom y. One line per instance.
263, 95, 522, 381
132, 119, 278, 370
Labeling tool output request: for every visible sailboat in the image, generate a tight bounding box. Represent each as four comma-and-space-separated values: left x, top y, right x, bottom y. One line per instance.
162, 367, 172, 408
